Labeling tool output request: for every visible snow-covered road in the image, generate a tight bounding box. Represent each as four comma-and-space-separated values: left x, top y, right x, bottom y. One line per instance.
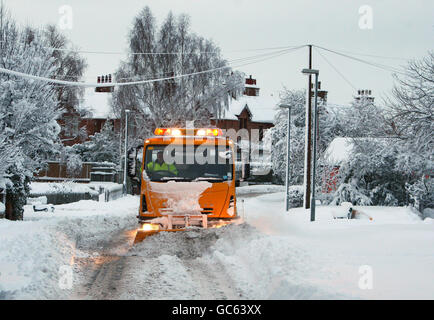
1, 185, 433, 299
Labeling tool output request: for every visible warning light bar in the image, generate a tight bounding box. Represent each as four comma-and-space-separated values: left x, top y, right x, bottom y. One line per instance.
154, 128, 223, 137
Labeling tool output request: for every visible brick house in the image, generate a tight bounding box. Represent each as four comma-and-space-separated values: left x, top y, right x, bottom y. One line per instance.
211, 75, 277, 136
211, 76, 278, 179
58, 88, 120, 146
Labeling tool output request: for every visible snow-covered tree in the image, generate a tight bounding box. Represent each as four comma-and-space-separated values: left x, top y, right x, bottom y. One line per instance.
271, 88, 342, 186
42, 25, 88, 144
328, 50, 433, 208
42, 25, 87, 109
112, 7, 244, 143
271, 89, 306, 185
387, 51, 434, 211
330, 139, 410, 206
73, 121, 120, 164
338, 96, 389, 138
0, 10, 62, 219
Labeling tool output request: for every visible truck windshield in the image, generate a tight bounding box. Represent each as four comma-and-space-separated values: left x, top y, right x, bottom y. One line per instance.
144, 145, 233, 182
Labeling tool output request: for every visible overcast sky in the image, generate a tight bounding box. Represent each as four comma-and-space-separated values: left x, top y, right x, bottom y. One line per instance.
3, 0, 434, 105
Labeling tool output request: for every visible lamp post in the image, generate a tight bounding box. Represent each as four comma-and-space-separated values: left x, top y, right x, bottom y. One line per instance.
280, 104, 291, 211
123, 109, 130, 195
301, 68, 319, 222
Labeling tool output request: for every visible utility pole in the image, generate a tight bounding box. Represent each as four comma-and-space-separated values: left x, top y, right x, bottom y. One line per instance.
311, 71, 319, 222
303, 45, 313, 209
302, 68, 319, 222
123, 109, 130, 195
280, 104, 291, 211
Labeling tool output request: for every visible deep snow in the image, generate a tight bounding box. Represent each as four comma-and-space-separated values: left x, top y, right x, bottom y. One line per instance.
0, 185, 433, 300
0, 196, 137, 299
213, 190, 434, 299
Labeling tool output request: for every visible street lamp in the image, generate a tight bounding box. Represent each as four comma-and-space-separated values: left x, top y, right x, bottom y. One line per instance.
301, 68, 319, 222
280, 104, 291, 211
123, 109, 131, 195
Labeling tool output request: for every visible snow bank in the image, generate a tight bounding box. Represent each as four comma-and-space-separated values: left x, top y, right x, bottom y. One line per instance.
0, 196, 138, 299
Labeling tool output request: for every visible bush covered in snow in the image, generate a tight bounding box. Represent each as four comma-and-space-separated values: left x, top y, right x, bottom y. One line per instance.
326, 52, 433, 209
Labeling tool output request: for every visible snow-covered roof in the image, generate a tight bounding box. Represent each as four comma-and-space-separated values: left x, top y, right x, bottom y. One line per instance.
324, 137, 354, 165
245, 84, 259, 89
324, 137, 398, 166
219, 94, 279, 123
80, 88, 116, 119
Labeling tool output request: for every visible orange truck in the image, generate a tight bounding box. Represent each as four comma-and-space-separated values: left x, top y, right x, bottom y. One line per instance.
134, 128, 238, 243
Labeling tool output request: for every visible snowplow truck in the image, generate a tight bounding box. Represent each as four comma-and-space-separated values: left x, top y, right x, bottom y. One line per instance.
134, 128, 238, 243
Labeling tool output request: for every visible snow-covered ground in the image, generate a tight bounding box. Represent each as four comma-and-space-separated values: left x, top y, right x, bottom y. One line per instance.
214, 190, 434, 299
1, 185, 433, 300
0, 196, 137, 299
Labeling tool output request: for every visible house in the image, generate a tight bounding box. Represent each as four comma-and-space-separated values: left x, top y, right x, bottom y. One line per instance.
211, 75, 277, 135
58, 88, 121, 146
211, 75, 279, 180
322, 137, 355, 193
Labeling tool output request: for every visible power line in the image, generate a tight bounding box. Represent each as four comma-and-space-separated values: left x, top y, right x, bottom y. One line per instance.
114, 47, 303, 82
321, 47, 409, 61
30, 46, 304, 82
0, 46, 305, 87
314, 45, 408, 76
0, 40, 303, 56
314, 47, 357, 90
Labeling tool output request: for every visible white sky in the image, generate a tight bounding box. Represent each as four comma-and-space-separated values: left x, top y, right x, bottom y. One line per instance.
3, 0, 434, 105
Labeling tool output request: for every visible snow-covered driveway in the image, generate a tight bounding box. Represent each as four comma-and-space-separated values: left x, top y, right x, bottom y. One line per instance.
1, 186, 433, 299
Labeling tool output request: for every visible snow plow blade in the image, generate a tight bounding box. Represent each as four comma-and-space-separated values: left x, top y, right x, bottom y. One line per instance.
133, 215, 239, 244
134, 228, 183, 244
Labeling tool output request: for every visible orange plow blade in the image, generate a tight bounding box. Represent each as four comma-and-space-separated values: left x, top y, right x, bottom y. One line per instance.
134, 227, 184, 244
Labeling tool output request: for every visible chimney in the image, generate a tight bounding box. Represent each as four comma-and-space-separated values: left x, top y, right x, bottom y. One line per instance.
244, 75, 259, 96
355, 89, 375, 103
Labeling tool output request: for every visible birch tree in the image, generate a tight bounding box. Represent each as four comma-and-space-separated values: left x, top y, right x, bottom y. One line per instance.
112, 7, 244, 145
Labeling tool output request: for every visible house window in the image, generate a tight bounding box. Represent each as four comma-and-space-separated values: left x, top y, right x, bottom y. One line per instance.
239, 118, 248, 129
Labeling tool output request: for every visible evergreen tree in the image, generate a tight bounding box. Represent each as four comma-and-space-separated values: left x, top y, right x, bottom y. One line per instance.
73, 121, 120, 164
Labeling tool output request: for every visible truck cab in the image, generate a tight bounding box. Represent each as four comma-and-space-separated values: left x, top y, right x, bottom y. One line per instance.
138, 128, 237, 232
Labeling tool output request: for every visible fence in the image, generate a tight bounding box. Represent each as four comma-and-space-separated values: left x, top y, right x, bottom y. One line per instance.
34, 161, 119, 183
104, 184, 124, 202
29, 192, 99, 205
